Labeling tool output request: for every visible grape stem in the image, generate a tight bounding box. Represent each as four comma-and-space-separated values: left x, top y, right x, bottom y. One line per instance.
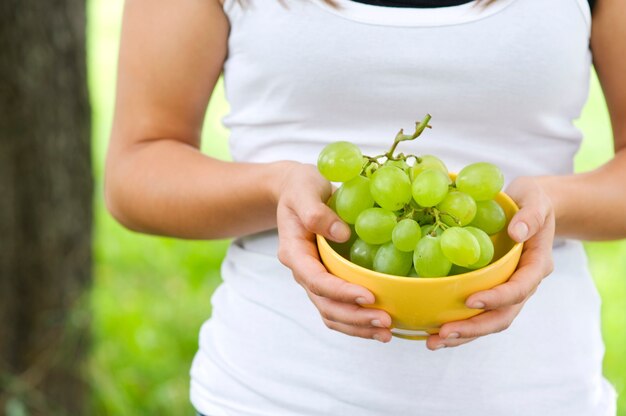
405, 154, 423, 164
363, 161, 378, 178
439, 210, 462, 226
385, 114, 432, 160
431, 209, 447, 233
360, 114, 431, 175
423, 207, 462, 235
398, 205, 424, 221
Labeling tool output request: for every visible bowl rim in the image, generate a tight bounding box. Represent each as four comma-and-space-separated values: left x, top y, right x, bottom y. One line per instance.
317, 190, 524, 284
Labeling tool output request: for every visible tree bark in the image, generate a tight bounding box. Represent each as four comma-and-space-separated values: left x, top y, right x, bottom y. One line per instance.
0, 0, 92, 414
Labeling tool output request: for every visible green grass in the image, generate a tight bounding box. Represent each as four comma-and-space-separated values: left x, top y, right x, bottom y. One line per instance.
87, 1, 626, 414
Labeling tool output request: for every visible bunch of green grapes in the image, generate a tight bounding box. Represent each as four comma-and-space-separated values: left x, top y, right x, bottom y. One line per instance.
317, 115, 508, 278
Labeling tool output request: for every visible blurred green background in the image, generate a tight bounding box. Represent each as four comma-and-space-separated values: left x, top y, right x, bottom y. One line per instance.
87, 0, 626, 414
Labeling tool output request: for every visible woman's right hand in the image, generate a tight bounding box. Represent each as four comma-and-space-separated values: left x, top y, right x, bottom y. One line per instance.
273, 162, 393, 343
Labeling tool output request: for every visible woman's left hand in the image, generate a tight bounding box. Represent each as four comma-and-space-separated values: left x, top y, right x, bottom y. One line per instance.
426, 176, 556, 350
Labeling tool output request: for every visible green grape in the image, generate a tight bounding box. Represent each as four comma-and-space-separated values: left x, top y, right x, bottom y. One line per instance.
328, 225, 357, 258
440, 227, 480, 267
456, 162, 504, 201
437, 191, 477, 226
407, 267, 419, 277
349, 238, 380, 270
409, 155, 449, 181
421, 224, 443, 237
413, 235, 452, 277
449, 264, 472, 276
470, 199, 507, 235
355, 208, 397, 245
392, 219, 421, 252
369, 166, 412, 211
373, 242, 413, 276
335, 176, 375, 224
317, 141, 363, 182
386, 159, 410, 173
465, 227, 495, 269
411, 169, 450, 207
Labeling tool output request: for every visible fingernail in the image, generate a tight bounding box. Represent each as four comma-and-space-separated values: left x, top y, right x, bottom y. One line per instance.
356, 297, 368, 305
514, 222, 529, 242
330, 222, 349, 241
434, 344, 446, 350
373, 333, 386, 343
371, 319, 385, 328
446, 332, 460, 340
470, 301, 485, 309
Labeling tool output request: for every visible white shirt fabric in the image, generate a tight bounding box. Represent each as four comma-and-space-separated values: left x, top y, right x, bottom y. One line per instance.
190, 0, 617, 414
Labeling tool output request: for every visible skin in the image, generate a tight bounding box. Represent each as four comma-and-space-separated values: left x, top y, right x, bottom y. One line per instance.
106, 0, 626, 347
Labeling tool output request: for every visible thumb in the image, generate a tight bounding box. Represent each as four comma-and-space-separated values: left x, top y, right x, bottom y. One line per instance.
295, 193, 351, 243
505, 177, 556, 244
507, 198, 550, 243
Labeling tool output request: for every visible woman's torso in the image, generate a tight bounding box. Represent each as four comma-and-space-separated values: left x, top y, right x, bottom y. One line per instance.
191, 1, 616, 414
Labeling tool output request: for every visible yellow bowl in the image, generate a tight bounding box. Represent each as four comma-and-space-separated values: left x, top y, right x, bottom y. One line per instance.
317, 189, 523, 340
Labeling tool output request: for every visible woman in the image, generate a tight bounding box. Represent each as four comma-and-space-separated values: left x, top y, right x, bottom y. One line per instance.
105, 0, 624, 414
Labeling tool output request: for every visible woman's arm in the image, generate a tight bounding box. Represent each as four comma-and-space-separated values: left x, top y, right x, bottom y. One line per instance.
106, 0, 289, 239
538, 0, 626, 241
106, 0, 393, 342
426, 0, 626, 349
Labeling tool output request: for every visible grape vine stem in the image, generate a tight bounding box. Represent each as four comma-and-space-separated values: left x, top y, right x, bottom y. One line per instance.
386, 114, 432, 160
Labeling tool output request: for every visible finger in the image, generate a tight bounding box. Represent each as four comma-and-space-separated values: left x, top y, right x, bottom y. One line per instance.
292, 192, 351, 243
466, 256, 549, 310
323, 319, 393, 343
508, 202, 545, 243
506, 180, 552, 243
426, 304, 522, 349
466, 224, 554, 310
308, 292, 392, 328
277, 208, 375, 304
426, 334, 478, 350
466, 266, 540, 310
287, 250, 375, 305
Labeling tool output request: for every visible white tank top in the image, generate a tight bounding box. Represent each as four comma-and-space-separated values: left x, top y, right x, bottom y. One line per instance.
190, 1, 617, 414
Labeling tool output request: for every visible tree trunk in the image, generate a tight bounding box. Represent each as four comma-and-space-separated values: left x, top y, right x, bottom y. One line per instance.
0, 0, 92, 414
